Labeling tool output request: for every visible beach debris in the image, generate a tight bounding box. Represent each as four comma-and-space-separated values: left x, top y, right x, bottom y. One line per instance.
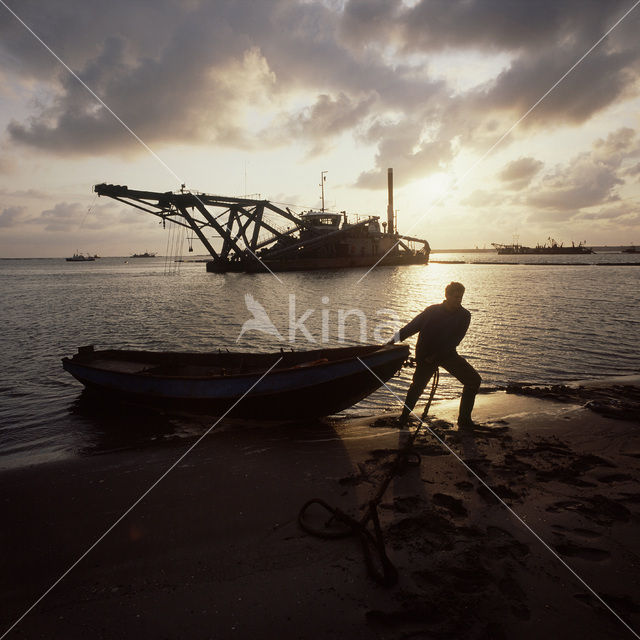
506, 383, 640, 422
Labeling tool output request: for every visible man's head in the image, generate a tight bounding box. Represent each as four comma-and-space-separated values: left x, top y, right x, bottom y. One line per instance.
444, 281, 465, 310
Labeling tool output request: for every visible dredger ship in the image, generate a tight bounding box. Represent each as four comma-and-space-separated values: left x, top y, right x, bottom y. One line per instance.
94, 168, 430, 273
491, 239, 593, 255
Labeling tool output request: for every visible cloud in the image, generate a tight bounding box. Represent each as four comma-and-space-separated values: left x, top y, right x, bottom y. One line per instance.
578, 203, 636, 221
344, 0, 635, 55
0, 205, 28, 227
36, 202, 84, 232
2, 0, 640, 201
7, 36, 275, 153
461, 189, 505, 208
527, 128, 640, 212
2, 1, 286, 153
0, 1, 180, 81
353, 110, 456, 188
573, 203, 640, 239
0, 155, 16, 174
476, 47, 637, 129
592, 126, 640, 164
0, 188, 50, 199
340, 0, 397, 47
343, 1, 640, 158
269, 91, 377, 152
624, 161, 640, 177
457, 126, 640, 242
498, 157, 544, 189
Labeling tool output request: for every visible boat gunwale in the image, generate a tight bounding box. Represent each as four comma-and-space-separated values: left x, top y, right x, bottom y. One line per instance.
62, 344, 408, 382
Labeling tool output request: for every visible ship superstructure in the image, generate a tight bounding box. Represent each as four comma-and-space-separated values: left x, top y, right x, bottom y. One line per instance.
94, 169, 430, 273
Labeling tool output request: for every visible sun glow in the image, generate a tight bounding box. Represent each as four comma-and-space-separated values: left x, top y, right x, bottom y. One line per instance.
410, 172, 454, 207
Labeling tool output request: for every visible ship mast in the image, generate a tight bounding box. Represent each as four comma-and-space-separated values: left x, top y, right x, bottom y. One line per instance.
320, 171, 327, 213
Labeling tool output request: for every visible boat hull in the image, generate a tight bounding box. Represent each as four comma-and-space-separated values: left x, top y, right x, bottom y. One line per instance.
62, 344, 409, 418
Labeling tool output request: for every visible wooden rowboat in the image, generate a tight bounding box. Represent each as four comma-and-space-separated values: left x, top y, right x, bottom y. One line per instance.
62, 344, 409, 418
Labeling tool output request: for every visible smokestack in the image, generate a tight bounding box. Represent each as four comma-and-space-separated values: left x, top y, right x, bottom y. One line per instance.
387, 167, 394, 235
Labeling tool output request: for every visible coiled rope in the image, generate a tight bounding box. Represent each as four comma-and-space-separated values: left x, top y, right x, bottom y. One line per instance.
298, 367, 440, 587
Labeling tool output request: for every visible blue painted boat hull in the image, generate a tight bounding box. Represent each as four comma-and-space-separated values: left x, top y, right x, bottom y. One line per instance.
62, 344, 409, 418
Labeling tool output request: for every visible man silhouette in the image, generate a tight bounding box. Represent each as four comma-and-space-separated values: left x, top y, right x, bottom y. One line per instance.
388, 281, 481, 428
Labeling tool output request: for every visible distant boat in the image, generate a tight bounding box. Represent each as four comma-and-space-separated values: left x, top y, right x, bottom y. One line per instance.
62, 344, 409, 418
131, 251, 156, 258
66, 253, 96, 262
492, 239, 593, 255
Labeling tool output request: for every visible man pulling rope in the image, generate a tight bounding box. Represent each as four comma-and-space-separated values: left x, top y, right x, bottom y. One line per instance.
388, 281, 481, 429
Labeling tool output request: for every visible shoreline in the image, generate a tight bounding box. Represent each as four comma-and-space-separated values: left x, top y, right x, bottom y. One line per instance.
3, 374, 639, 474
1, 383, 639, 638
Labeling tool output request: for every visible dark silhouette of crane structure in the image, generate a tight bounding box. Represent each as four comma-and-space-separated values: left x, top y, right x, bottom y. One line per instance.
94, 169, 430, 273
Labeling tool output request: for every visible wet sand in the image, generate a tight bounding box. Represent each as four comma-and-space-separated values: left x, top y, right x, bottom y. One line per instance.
1, 382, 640, 639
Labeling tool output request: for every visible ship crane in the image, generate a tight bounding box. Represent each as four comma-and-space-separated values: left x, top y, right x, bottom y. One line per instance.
94, 172, 430, 273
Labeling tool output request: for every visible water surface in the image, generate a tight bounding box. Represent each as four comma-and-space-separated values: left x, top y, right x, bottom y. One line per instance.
1, 255, 638, 468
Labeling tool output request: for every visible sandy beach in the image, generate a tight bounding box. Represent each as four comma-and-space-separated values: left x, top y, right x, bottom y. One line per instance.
1, 381, 640, 639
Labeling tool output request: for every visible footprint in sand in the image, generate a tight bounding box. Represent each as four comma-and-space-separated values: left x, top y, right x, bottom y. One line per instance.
498, 571, 530, 620
547, 495, 631, 525
432, 492, 468, 517
555, 541, 610, 561
449, 564, 492, 593
477, 483, 521, 503
486, 525, 530, 559
574, 591, 640, 616
392, 495, 426, 513
597, 473, 634, 483
552, 524, 601, 539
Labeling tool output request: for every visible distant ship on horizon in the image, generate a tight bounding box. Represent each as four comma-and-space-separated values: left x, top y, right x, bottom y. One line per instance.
131, 251, 156, 258
66, 252, 96, 262
492, 238, 593, 255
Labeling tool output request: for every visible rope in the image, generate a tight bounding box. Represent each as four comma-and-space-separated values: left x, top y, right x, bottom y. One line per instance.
175, 225, 185, 274
163, 223, 173, 274
298, 368, 440, 587
163, 221, 185, 275
78, 191, 99, 230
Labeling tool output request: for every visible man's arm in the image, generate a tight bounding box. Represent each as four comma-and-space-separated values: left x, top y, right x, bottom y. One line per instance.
386, 308, 432, 344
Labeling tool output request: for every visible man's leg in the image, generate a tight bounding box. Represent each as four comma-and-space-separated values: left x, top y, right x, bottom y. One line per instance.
440, 354, 481, 428
400, 359, 436, 425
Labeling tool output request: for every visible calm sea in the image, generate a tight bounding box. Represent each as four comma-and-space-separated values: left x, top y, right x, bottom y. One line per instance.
1, 253, 638, 469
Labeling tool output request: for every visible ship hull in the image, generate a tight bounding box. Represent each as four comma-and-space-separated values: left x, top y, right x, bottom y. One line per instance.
206, 252, 428, 273
495, 247, 593, 255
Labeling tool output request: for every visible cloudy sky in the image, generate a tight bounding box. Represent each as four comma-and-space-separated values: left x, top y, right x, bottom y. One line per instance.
1, 0, 639, 257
